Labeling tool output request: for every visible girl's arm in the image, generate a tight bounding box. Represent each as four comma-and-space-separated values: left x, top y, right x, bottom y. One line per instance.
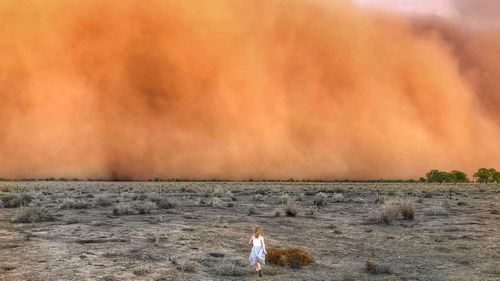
248, 236, 254, 245
262, 237, 267, 254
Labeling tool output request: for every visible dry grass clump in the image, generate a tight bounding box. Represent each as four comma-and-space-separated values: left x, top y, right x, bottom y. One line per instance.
379, 202, 400, 225
399, 199, 415, 220
273, 208, 281, 217
247, 204, 258, 216
378, 199, 415, 224
267, 247, 311, 268
112, 203, 133, 216
253, 194, 264, 202
332, 193, 344, 203
181, 261, 197, 273
313, 192, 327, 206
353, 197, 366, 204
278, 193, 292, 204
134, 201, 156, 214
213, 260, 246, 276
133, 264, 151, 275
365, 260, 392, 275
11, 207, 55, 223
94, 194, 113, 207
147, 194, 174, 209
284, 202, 298, 217
211, 197, 224, 208
60, 198, 90, 209
1, 194, 33, 208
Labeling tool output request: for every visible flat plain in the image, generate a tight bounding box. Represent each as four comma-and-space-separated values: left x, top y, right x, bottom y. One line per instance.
0, 181, 498, 281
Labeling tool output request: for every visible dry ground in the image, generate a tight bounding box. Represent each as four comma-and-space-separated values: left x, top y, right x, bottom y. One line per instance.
0, 181, 499, 281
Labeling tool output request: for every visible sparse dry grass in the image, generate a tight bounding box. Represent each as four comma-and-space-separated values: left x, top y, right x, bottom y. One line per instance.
11, 206, 55, 223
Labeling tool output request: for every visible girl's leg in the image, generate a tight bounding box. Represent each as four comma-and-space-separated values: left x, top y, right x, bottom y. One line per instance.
256, 261, 261, 270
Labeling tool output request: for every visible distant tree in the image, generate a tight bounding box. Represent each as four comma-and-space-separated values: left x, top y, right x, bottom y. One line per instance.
426, 170, 448, 183
419, 177, 426, 182
494, 172, 500, 183
448, 170, 469, 183
473, 168, 497, 183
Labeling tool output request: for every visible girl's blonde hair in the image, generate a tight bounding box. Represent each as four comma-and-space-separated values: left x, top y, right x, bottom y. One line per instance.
254, 226, 263, 236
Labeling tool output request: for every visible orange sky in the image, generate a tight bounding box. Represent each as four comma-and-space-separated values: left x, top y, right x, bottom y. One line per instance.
0, 0, 498, 180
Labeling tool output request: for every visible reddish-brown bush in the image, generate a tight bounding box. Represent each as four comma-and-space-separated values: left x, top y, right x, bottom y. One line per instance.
267, 247, 311, 268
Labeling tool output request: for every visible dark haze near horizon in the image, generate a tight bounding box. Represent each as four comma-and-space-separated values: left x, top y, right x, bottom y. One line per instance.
0, 0, 499, 180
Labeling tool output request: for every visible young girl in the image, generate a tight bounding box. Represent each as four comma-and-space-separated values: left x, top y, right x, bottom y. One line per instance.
248, 226, 267, 277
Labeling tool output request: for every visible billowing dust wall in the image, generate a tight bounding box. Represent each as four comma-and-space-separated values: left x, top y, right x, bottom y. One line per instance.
0, 0, 499, 180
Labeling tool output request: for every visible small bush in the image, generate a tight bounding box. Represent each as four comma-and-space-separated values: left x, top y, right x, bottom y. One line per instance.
247, 204, 258, 216
267, 247, 311, 267
182, 260, 197, 273
211, 197, 224, 208
399, 199, 415, 220
214, 260, 246, 276
133, 264, 150, 275
421, 191, 433, 198
1, 194, 32, 208
147, 194, 174, 209
212, 186, 226, 198
379, 203, 399, 225
11, 207, 55, 223
253, 194, 264, 202
332, 193, 344, 203
353, 197, 366, 204
313, 192, 327, 206
94, 194, 113, 207
60, 199, 90, 209
279, 194, 292, 204
365, 260, 392, 275
134, 201, 156, 214
112, 203, 133, 216
285, 202, 298, 217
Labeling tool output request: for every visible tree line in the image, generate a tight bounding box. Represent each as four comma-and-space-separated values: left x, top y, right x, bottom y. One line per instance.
423, 168, 500, 183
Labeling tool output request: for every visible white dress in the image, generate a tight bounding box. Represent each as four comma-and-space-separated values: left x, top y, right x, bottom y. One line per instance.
249, 236, 266, 265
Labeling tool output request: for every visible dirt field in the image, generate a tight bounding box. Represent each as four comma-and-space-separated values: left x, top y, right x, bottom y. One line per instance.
0, 181, 498, 281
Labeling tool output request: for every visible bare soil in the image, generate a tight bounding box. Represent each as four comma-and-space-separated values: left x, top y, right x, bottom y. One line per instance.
0, 181, 498, 281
